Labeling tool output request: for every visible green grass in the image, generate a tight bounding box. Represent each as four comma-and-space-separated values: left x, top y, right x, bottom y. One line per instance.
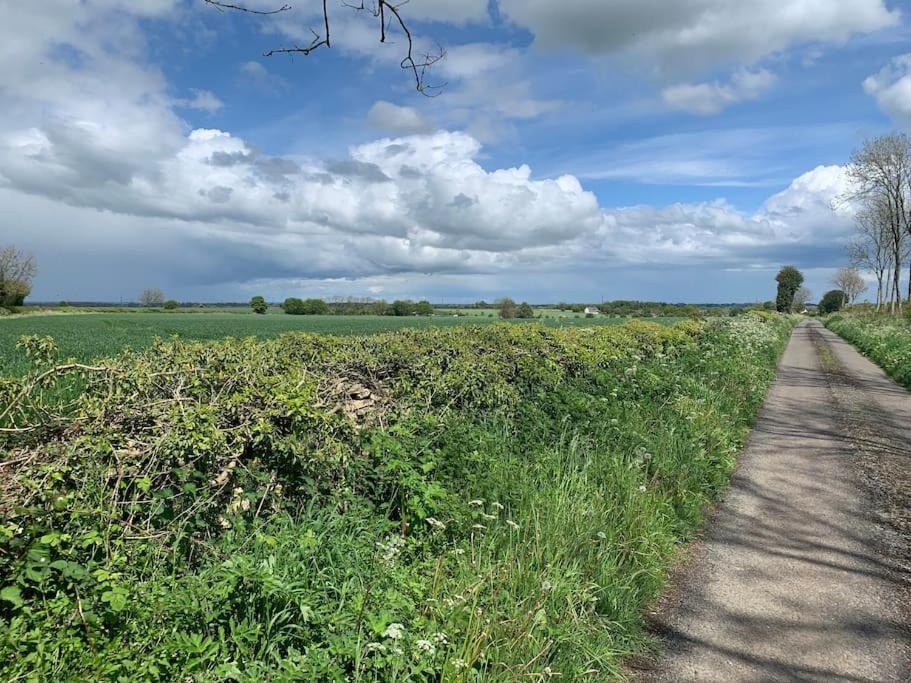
824, 313, 911, 388
1, 315, 793, 680
0, 312, 679, 376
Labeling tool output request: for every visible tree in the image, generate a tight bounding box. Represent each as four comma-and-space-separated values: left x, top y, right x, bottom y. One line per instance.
775, 266, 804, 312
284, 297, 329, 315
516, 302, 535, 319
832, 266, 866, 307
498, 298, 517, 319
849, 197, 895, 311
793, 287, 812, 313
414, 300, 434, 316
203, 0, 443, 95
163, 299, 180, 310
819, 290, 847, 315
391, 300, 415, 316
0, 246, 37, 308
845, 133, 911, 314
250, 295, 268, 314
139, 288, 165, 307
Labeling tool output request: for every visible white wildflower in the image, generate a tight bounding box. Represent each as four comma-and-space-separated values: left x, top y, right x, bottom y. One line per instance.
468, 499, 484, 507
506, 520, 520, 531
452, 658, 468, 670
638, 485, 647, 493
451, 548, 465, 555
491, 501, 505, 510
433, 632, 449, 644
415, 639, 436, 656
218, 516, 231, 530
481, 513, 497, 521
541, 580, 552, 591
471, 524, 487, 531
425, 517, 446, 532
382, 623, 405, 640
595, 531, 606, 540
376, 536, 405, 563
364, 642, 386, 654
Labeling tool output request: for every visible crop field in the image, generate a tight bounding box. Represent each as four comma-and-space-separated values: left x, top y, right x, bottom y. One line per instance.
0, 313, 792, 680
0, 312, 679, 377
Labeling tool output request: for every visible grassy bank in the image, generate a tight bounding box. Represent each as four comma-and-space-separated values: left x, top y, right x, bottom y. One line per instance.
824, 314, 911, 388
0, 313, 679, 377
0, 315, 792, 680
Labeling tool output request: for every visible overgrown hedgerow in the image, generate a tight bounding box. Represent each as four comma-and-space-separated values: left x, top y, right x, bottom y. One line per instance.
824, 314, 911, 388
0, 315, 793, 681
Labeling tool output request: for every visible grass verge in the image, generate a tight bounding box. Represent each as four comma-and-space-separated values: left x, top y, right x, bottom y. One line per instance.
824, 314, 911, 389
1, 315, 793, 680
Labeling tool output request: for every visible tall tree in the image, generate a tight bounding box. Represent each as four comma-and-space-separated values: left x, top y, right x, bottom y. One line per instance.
139, 288, 165, 307
793, 286, 812, 312
846, 133, 911, 314
0, 246, 37, 307
848, 198, 894, 311
775, 266, 804, 313
832, 267, 867, 308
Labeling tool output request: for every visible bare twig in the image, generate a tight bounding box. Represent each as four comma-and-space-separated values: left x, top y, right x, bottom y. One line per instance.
205, 0, 444, 94
203, 0, 291, 15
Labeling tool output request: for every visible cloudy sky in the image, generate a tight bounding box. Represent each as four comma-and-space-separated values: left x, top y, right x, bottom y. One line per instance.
2, 1, 910, 303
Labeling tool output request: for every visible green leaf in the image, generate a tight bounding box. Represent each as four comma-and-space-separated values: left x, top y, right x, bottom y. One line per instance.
1, 585, 23, 608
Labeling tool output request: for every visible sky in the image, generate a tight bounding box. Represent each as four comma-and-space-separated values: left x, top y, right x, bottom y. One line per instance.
2, 0, 910, 304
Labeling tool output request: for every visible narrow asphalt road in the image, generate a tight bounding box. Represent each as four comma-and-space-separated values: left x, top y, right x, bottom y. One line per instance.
637, 320, 910, 682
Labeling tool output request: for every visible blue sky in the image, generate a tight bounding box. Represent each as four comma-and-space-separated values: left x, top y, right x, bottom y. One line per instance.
2, 1, 910, 303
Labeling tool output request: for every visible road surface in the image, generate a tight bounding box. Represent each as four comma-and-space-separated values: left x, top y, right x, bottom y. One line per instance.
637, 320, 911, 682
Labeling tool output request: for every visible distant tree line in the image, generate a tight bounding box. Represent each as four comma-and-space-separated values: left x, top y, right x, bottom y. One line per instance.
279, 297, 434, 316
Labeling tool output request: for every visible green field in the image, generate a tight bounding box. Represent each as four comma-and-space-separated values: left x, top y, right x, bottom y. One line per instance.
0, 312, 680, 376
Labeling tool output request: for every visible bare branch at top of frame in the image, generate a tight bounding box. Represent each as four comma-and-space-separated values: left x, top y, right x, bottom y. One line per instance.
203, 0, 291, 15
203, 0, 445, 95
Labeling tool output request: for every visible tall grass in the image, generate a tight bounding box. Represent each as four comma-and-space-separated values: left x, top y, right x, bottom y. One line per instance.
825, 314, 911, 388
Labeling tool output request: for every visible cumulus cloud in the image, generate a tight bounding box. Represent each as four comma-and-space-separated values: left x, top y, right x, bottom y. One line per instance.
593, 165, 854, 266
367, 101, 434, 135
864, 54, 911, 127
663, 69, 777, 115
498, 0, 898, 77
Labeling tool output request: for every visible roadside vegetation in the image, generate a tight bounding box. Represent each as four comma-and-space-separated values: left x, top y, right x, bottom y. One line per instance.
0, 314, 792, 680
824, 314, 911, 389
0, 313, 683, 378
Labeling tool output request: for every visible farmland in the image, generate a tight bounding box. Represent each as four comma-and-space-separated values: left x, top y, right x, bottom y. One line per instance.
0, 311, 679, 377
0, 314, 793, 680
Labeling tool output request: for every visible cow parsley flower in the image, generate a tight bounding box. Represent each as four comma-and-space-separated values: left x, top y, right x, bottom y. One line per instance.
415, 639, 435, 656
383, 623, 405, 640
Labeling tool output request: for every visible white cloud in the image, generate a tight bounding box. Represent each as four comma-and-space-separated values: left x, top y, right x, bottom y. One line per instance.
367, 101, 435, 135
863, 54, 911, 126
663, 68, 777, 115
498, 0, 899, 77
178, 89, 224, 114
